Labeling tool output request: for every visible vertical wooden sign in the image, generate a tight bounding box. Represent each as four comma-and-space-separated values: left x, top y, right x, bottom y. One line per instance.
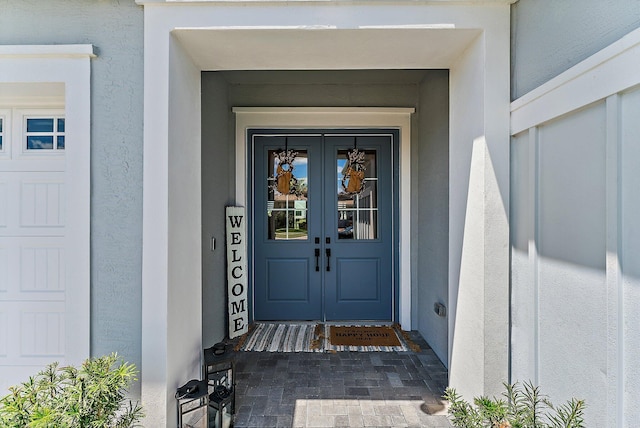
226, 206, 248, 339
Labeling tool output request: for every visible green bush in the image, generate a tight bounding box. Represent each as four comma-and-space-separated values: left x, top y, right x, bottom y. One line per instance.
0, 353, 143, 428
443, 381, 585, 428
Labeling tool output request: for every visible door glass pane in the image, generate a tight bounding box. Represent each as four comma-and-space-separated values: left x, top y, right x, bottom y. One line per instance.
337, 149, 378, 240
267, 149, 308, 240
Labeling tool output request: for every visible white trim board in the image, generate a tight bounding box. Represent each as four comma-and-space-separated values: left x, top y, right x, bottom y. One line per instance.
233, 107, 414, 329
0, 45, 96, 59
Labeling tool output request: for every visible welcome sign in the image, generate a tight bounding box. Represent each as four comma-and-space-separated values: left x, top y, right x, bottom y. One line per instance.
226, 206, 248, 339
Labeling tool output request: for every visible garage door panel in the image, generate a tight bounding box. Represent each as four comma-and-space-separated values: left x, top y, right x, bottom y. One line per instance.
0, 181, 6, 228
20, 306, 65, 358
0, 247, 7, 292
0, 288, 69, 392
20, 181, 65, 228
0, 237, 65, 298
0, 312, 7, 358
0, 228, 64, 238
20, 246, 65, 293
0, 302, 65, 361
0, 159, 64, 173
0, 172, 65, 236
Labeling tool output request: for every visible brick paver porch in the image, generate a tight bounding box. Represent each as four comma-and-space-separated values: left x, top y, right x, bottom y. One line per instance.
232, 332, 452, 428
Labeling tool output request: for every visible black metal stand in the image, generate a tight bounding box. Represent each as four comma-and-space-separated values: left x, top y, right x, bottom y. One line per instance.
176, 379, 209, 428
203, 343, 235, 428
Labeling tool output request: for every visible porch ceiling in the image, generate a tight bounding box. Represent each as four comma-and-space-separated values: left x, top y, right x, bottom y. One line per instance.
172, 27, 481, 70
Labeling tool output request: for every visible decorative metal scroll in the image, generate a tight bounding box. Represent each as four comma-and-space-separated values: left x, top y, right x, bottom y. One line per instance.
270, 149, 300, 195
341, 148, 366, 195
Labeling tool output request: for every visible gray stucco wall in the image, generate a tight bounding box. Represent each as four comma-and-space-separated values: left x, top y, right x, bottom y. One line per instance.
223, 70, 424, 108
416, 71, 449, 365
0, 0, 144, 397
511, 0, 640, 99
201, 74, 232, 348
201, 71, 449, 363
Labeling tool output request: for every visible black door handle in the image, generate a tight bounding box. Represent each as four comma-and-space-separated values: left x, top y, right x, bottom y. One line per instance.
314, 248, 320, 271
326, 248, 331, 271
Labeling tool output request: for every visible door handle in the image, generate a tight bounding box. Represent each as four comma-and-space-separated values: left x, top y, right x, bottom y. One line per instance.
326, 248, 331, 271
314, 248, 320, 272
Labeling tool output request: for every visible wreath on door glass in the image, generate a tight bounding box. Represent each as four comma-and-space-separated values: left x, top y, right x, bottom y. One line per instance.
270, 149, 300, 195
342, 148, 366, 195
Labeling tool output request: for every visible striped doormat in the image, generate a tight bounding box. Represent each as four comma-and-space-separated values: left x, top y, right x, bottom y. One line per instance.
237, 323, 323, 352
237, 323, 417, 352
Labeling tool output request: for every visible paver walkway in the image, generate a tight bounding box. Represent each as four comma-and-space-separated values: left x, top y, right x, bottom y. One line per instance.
233, 332, 452, 427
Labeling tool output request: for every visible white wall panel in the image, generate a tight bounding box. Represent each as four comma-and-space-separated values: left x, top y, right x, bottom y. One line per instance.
620, 86, 640, 426
538, 103, 607, 427
511, 29, 640, 427
538, 104, 606, 268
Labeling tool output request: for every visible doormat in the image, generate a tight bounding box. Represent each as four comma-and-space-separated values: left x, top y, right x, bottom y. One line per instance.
329, 325, 401, 347
236, 323, 418, 352
325, 325, 410, 352
236, 323, 322, 353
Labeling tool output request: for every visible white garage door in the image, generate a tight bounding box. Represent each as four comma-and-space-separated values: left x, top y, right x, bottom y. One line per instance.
0, 109, 70, 391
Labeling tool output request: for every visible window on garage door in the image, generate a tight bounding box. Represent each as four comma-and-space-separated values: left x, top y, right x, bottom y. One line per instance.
24, 115, 65, 151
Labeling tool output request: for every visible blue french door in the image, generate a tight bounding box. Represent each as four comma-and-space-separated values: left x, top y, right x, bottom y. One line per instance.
252, 131, 394, 321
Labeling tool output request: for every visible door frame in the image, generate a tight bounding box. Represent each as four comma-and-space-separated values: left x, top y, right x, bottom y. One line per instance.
233, 107, 414, 328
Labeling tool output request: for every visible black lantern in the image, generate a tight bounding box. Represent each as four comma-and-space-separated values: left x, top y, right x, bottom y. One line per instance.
204, 343, 236, 428
176, 379, 209, 428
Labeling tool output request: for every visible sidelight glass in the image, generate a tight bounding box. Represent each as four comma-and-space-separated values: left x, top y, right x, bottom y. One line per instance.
267, 149, 308, 240
336, 149, 378, 240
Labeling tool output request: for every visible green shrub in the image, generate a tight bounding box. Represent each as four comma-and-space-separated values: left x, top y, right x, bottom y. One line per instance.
0, 353, 143, 428
443, 381, 585, 428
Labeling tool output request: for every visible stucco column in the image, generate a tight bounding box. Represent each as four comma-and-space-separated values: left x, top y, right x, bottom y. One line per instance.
449, 17, 511, 398
141, 9, 203, 426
